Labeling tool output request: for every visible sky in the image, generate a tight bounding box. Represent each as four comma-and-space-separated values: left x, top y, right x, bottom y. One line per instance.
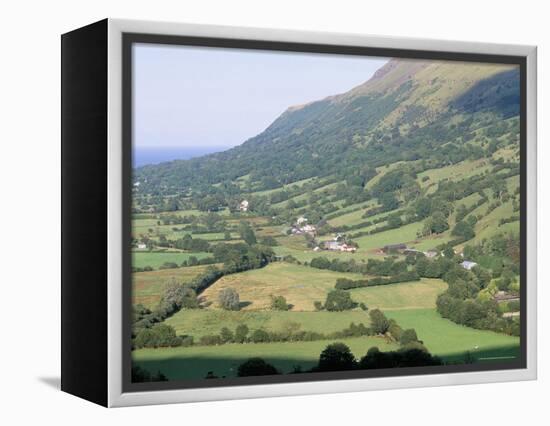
133, 43, 388, 150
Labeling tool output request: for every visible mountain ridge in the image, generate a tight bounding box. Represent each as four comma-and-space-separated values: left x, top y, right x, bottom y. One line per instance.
134, 58, 519, 195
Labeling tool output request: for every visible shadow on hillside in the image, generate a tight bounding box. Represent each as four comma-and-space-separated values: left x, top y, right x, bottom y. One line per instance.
133, 343, 521, 383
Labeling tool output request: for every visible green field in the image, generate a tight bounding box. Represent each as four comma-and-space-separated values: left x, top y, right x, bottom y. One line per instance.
166, 309, 373, 338
132, 251, 212, 269
353, 222, 424, 252
387, 309, 520, 362
350, 279, 447, 310
201, 262, 366, 311
133, 264, 221, 308
132, 336, 399, 380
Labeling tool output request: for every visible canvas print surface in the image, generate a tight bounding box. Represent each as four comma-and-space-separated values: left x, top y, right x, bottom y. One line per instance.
129, 43, 521, 384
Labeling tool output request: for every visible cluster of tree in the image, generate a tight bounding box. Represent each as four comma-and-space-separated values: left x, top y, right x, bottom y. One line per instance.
174, 235, 211, 252
212, 242, 275, 273
315, 289, 358, 312
366, 258, 408, 275
462, 233, 520, 274
429, 236, 521, 336
232, 343, 443, 378
133, 323, 185, 349
196, 321, 375, 347
451, 216, 477, 241
313, 341, 442, 372
180, 256, 217, 267
309, 257, 368, 274
132, 278, 201, 332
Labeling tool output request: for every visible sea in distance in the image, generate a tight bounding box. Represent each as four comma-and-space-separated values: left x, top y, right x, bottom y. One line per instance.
133, 146, 228, 167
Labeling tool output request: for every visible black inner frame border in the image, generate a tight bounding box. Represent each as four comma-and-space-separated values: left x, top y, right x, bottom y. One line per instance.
122, 32, 528, 394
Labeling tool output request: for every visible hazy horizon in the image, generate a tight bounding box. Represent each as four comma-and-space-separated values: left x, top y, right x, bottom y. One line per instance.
134, 43, 388, 150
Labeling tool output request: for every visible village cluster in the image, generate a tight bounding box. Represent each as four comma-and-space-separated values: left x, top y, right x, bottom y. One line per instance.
286, 212, 479, 269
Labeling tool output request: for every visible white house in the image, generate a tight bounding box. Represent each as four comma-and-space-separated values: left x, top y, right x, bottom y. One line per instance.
239, 200, 249, 212
296, 216, 308, 225
461, 260, 478, 270
137, 243, 147, 250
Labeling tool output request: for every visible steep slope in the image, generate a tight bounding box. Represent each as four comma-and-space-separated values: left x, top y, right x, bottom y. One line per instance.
134, 58, 519, 194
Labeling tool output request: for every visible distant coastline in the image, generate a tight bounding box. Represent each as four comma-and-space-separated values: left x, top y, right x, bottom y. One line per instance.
133, 146, 228, 167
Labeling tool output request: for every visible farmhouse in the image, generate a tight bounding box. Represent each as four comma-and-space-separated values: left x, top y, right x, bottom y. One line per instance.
137, 243, 147, 250
239, 200, 249, 212
425, 250, 438, 258
460, 260, 478, 270
324, 240, 356, 253
291, 216, 317, 236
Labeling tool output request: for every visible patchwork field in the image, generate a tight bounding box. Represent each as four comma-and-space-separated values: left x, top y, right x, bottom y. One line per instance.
166, 309, 374, 338
128, 57, 523, 385
200, 263, 366, 311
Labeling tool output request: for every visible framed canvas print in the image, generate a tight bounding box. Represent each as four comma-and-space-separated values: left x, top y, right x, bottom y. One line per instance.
61, 18, 537, 407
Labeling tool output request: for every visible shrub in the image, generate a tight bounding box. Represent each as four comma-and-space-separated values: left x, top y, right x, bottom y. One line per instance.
369, 309, 390, 335
159, 262, 179, 270
237, 358, 279, 376
234, 324, 249, 343
400, 328, 419, 345
388, 320, 403, 341
313, 301, 323, 311
180, 335, 194, 347
250, 329, 270, 343
133, 323, 180, 348
260, 236, 279, 246
270, 295, 290, 311
220, 327, 234, 343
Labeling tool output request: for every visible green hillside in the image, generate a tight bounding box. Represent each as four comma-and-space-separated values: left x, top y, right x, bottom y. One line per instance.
130, 57, 521, 382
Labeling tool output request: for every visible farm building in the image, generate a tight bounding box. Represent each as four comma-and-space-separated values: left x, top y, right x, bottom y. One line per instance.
302, 224, 316, 234
425, 250, 438, 258
460, 260, 478, 270
296, 216, 308, 225
324, 240, 356, 252
291, 217, 316, 236
382, 243, 407, 253
136, 243, 147, 250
